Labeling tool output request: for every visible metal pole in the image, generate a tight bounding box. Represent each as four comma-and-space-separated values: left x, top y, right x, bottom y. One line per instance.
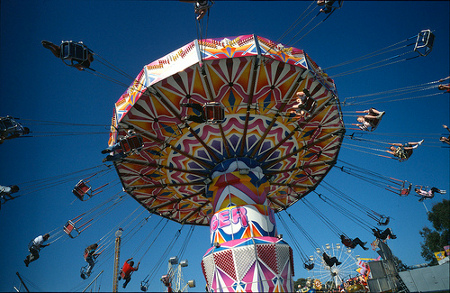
15, 272, 30, 293
422, 201, 430, 214
82, 270, 104, 293
113, 228, 123, 292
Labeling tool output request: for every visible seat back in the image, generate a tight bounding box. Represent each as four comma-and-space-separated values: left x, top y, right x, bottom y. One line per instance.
61, 41, 89, 65
64, 220, 79, 238
303, 97, 317, 114
120, 135, 144, 154
204, 102, 225, 123
0, 117, 15, 130
414, 29, 435, 57
72, 180, 92, 201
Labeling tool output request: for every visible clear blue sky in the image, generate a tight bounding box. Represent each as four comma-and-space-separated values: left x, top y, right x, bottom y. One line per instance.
1, 1, 449, 292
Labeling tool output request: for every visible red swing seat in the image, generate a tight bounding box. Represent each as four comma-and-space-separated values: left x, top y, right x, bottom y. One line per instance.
64, 220, 82, 238
63, 215, 93, 238
72, 179, 108, 201
120, 135, 144, 155
203, 102, 225, 124
400, 182, 412, 196
73, 180, 92, 201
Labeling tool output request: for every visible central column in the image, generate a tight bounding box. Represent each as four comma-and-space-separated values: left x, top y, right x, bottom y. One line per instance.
201, 160, 294, 292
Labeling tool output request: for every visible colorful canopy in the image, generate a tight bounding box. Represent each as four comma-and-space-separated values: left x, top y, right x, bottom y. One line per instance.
108, 34, 345, 225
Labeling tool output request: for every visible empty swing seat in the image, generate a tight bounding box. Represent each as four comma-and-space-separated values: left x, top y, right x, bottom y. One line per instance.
60, 41, 90, 65
64, 220, 80, 238
378, 216, 390, 226
204, 102, 225, 124
414, 29, 435, 57
73, 180, 92, 201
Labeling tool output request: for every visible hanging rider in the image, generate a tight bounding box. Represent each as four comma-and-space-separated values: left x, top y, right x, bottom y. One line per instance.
118, 258, 140, 288
82, 243, 100, 279
340, 235, 369, 250
372, 228, 397, 240
24, 233, 50, 267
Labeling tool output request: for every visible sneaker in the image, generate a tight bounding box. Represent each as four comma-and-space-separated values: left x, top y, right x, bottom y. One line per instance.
24, 260, 29, 267
101, 149, 110, 154
418, 139, 424, 145
336, 261, 342, 266
123, 283, 127, 289
391, 235, 397, 239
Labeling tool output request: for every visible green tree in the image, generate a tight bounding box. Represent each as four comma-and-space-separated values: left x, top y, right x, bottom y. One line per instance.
293, 278, 307, 291
392, 254, 408, 271
419, 199, 450, 265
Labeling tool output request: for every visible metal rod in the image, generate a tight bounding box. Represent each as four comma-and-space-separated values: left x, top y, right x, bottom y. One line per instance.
15, 272, 30, 293
82, 270, 104, 293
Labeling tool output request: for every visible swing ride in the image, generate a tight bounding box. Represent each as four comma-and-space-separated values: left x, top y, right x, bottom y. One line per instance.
72, 177, 108, 201
106, 34, 345, 291
2, 1, 449, 292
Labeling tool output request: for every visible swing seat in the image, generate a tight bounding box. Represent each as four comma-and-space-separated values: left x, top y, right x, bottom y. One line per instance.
324, 0, 343, 9
140, 281, 149, 292
64, 220, 81, 238
80, 265, 90, 279
83, 251, 91, 261
120, 135, 144, 155
414, 30, 435, 57
63, 216, 92, 238
0, 117, 16, 132
394, 146, 412, 162
304, 262, 314, 270
400, 182, 412, 196
295, 97, 317, 118
302, 97, 317, 115
161, 274, 171, 286
73, 180, 93, 201
0, 117, 28, 139
204, 102, 225, 124
60, 41, 91, 66
319, 0, 343, 14
378, 216, 390, 226
368, 112, 384, 132
195, 1, 212, 13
